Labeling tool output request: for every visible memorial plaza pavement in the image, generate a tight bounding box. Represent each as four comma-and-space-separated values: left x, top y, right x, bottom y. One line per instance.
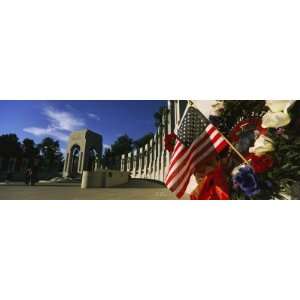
0, 179, 186, 200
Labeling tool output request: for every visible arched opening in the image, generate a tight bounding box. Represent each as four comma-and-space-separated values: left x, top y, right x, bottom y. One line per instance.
87, 148, 98, 171
70, 145, 80, 177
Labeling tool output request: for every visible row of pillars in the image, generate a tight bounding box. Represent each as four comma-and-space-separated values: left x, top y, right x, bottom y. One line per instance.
120, 100, 188, 182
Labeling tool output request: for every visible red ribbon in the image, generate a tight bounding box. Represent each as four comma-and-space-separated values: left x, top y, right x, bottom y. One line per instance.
190, 163, 229, 200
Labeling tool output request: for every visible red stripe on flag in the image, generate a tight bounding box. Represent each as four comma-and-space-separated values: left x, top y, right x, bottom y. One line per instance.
165, 124, 228, 199
166, 131, 223, 188
172, 137, 225, 198
165, 127, 218, 184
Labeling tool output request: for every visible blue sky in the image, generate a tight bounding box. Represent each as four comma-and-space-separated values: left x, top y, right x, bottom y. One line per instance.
0, 100, 166, 153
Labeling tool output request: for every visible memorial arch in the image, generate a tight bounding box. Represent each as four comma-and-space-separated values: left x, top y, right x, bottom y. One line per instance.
69, 144, 81, 177
63, 129, 102, 178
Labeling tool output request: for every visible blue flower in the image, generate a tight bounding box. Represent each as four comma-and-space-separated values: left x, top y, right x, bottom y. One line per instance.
232, 165, 261, 197
265, 180, 273, 189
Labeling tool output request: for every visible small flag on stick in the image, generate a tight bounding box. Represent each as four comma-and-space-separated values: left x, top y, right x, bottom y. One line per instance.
164, 105, 229, 199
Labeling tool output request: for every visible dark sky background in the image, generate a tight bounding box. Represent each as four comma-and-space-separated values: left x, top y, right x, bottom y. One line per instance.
0, 100, 167, 153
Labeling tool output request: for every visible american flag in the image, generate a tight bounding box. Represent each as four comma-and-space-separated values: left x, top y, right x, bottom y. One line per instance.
165, 106, 229, 199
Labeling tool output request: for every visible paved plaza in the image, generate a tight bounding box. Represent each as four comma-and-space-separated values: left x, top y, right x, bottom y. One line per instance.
0, 179, 182, 200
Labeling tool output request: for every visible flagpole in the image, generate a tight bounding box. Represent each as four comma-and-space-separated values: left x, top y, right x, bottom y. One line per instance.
188, 100, 249, 165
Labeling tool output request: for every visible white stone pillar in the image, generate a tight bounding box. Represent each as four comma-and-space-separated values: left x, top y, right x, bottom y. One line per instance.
81, 171, 89, 189
175, 100, 181, 128
156, 127, 162, 181
148, 139, 153, 179
160, 122, 166, 182
121, 154, 125, 171
63, 151, 73, 177
152, 134, 157, 180
127, 152, 132, 173
143, 144, 149, 178
132, 149, 138, 178
78, 151, 84, 173
138, 147, 144, 178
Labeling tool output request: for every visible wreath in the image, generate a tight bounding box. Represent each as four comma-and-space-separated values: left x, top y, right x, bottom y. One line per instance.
212, 100, 300, 200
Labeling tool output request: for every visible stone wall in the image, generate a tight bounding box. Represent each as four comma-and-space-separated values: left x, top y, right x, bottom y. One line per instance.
81, 170, 129, 188
120, 100, 188, 182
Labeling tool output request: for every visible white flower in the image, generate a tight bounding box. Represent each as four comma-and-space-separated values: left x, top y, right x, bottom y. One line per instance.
265, 100, 296, 113
262, 111, 292, 128
262, 100, 296, 128
249, 135, 274, 156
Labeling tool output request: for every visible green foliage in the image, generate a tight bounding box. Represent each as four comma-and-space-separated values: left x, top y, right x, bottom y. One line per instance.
219, 100, 300, 199
101, 135, 134, 170
0, 134, 22, 158
154, 106, 169, 128
264, 107, 300, 198
216, 100, 268, 135
134, 132, 154, 148
38, 137, 63, 172
111, 134, 133, 156
0, 134, 64, 173
22, 138, 39, 160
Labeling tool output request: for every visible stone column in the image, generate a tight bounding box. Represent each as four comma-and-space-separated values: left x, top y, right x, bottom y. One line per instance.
132, 149, 138, 178
148, 139, 153, 179
175, 100, 181, 128
121, 154, 126, 171
78, 151, 84, 173
143, 144, 149, 178
160, 119, 167, 182
63, 151, 71, 177
127, 152, 132, 173
156, 126, 162, 181
138, 147, 144, 178
152, 134, 157, 180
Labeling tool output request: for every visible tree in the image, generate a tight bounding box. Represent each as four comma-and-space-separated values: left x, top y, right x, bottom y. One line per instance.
154, 106, 169, 128
0, 134, 22, 171
38, 137, 63, 172
134, 132, 154, 148
22, 138, 39, 160
111, 134, 133, 156
0, 134, 22, 158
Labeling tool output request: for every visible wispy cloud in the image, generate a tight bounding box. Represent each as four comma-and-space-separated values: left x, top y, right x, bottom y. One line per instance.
23, 106, 85, 143
104, 144, 111, 149
23, 126, 69, 142
44, 107, 85, 131
87, 113, 100, 121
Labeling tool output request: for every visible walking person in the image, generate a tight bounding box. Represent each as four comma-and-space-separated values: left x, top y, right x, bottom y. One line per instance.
25, 167, 32, 186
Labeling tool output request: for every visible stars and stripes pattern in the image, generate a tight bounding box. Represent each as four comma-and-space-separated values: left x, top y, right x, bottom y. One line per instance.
164, 106, 229, 199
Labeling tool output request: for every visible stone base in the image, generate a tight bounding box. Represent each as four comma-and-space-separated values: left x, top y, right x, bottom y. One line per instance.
81, 170, 129, 189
